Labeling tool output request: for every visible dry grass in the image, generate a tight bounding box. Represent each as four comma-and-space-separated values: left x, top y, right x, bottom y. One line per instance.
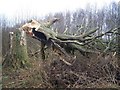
2, 37, 120, 89
2, 50, 120, 88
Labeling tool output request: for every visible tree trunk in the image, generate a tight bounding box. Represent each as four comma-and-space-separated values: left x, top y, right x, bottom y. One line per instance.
20, 19, 118, 65
117, 2, 120, 67
13, 30, 29, 68
3, 30, 29, 69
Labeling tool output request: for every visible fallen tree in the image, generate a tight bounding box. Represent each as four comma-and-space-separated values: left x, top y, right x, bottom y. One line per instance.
20, 18, 118, 65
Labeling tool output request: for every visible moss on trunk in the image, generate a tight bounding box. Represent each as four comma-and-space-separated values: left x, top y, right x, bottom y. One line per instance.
3, 30, 30, 69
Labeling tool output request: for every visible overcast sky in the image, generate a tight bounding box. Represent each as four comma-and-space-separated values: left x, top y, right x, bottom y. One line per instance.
0, 0, 119, 20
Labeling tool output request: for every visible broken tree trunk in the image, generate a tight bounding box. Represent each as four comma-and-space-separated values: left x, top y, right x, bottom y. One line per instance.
3, 30, 30, 68
13, 30, 29, 68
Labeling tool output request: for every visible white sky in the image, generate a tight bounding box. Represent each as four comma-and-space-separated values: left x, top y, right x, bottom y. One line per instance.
0, 0, 119, 18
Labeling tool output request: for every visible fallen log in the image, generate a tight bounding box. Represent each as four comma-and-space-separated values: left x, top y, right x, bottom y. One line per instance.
20, 18, 118, 63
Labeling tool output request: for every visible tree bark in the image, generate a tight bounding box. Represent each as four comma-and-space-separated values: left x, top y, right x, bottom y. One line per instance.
20, 19, 118, 65
117, 2, 120, 67
3, 30, 29, 68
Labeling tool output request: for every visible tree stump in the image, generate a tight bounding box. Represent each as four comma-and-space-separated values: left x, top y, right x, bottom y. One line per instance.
3, 30, 30, 69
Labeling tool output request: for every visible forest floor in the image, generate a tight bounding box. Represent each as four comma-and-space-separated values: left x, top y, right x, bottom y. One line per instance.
2, 52, 120, 89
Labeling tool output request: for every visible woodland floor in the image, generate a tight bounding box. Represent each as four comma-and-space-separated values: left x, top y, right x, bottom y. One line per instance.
2, 51, 120, 89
